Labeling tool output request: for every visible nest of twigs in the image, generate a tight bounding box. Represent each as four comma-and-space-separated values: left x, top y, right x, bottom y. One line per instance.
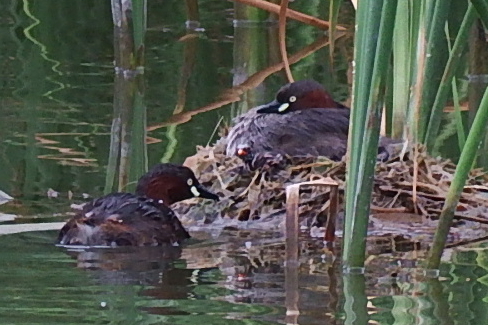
174, 141, 488, 237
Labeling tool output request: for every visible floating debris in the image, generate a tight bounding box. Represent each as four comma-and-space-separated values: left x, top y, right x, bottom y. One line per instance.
0, 190, 14, 205
0, 213, 16, 222
47, 188, 59, 198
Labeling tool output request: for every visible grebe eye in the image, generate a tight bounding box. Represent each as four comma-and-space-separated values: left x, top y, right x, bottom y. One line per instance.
187, 178, 193, 186
289, 96, 297, 103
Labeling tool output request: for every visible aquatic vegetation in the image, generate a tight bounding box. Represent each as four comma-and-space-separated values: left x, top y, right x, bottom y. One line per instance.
174, 141, 488, 243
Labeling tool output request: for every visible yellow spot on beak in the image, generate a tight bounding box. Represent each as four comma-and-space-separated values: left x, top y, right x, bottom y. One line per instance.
190, 186, 200, 197
278, 103, 289, 112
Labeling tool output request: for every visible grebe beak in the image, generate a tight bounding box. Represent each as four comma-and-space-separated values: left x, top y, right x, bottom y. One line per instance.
192, 184, 220, 201
256, 99, 289, 114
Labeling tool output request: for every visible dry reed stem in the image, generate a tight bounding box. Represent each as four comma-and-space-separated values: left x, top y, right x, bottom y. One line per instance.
410, 24, 428, 214
286, 179, 339, 243
279, 0, 294, 82
233, 0, 346, 30
285, 183, 300, 321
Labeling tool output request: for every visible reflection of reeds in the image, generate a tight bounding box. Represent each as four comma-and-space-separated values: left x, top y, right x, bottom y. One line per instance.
148, 33, 348, 130
35, 134, 102, 167
161, 32, 199, 162
283, 179, 339, 322
343, 274, 368, 324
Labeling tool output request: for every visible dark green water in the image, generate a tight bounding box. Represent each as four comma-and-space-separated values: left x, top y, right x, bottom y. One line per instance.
1, 0, 488, 324
2, 229, 488, 325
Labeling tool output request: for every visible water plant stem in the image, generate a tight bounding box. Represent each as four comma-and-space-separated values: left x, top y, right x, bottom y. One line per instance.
344, 0, 397, 269
418, 0, 452, 141
470, 0, 488, 28
424, 4, 475, 152
426, 80, 488, 270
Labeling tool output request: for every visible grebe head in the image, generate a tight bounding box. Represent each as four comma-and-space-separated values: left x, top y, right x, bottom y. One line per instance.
257, 79, 346, 114
135, 163, 219, 205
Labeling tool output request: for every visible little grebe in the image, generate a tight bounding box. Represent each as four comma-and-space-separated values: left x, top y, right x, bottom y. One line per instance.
57, 163, 219, 247
225, 79, 394, 162
225, 80, 350, 161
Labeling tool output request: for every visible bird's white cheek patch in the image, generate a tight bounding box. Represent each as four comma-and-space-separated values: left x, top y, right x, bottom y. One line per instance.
190, 186, 200, 197
278, 103, 289, 112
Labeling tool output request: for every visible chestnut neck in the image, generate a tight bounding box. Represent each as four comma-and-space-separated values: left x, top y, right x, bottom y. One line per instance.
136, 175, 191, 206
294, 89, 345, 110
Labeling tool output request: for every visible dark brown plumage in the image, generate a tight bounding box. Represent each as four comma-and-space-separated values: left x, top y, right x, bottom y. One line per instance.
227, 107, 350, 160
225, 79, 398, 163
57, 164, 219, 247
226, 80, 350, 160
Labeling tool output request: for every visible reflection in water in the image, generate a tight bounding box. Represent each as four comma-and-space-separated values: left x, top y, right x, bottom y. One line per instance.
65, 245, 183, 283
1, 229, 488, 324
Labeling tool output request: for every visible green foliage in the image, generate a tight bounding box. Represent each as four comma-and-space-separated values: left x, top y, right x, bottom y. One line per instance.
345, 0, 485, 269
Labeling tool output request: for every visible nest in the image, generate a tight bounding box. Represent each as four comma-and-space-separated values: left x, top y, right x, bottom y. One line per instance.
174, 141, 488, 240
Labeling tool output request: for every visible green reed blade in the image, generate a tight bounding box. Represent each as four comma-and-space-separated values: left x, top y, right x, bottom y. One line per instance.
470, 0, 488, 28
344, 0, 397, 269
424, 4, 475, 151
426, 76, 488, 270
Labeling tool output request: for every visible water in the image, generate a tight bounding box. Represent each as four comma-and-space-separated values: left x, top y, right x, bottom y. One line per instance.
2, 229, 488, 324
1, 0, 488, 324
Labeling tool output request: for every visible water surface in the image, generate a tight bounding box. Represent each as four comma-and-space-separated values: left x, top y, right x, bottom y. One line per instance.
1, 0, 488, 324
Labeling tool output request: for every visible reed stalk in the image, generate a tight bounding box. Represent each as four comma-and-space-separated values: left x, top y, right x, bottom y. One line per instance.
343, 0, 397, 269
470, 0, 488, 28
424, 4, 476, 152
426, 0, 488, 270
451, 79, 466, 151
418, 0, 452, 141
132, 0, 146, 50
328, 0, 343, 65
343, 274, 368, 324
390, 0, 411, 138
426, 83, 488, 270
128, 91, 148, 192
106, 0, 147, 193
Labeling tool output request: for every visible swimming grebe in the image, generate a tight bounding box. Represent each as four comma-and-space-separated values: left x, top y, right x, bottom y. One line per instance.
57, 163, 219, 246
225, 79, 394, 162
